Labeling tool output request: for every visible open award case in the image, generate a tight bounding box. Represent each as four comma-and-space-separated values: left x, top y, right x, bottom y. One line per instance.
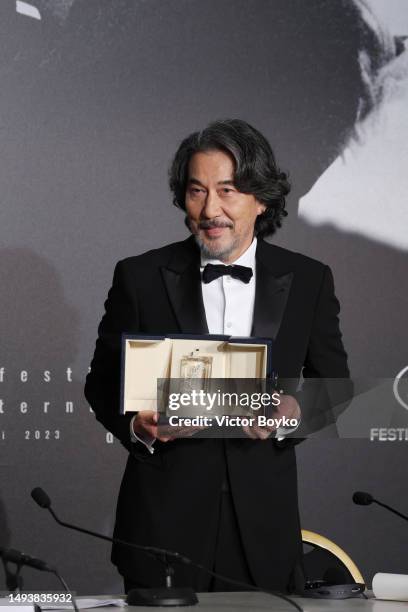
120, 334, 273, 416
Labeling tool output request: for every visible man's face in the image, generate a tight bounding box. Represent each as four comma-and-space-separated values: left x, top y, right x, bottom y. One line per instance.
185, 150, 265, 263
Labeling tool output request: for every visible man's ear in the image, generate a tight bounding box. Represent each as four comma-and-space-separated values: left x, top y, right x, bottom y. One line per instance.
256, 201, 267, 216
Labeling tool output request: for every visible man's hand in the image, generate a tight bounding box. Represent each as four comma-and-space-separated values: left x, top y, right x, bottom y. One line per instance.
132, 410, 205, 443
242, 394, 301, 440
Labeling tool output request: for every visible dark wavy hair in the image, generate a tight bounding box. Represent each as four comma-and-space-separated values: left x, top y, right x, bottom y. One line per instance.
169, 119, 290, 238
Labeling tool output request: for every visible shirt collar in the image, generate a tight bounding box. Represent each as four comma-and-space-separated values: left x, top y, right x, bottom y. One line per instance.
200, 237, 257, 269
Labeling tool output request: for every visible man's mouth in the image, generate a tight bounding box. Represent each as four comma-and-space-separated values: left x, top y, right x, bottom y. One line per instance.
203, 226, 227, 238
199, 221, 232, 238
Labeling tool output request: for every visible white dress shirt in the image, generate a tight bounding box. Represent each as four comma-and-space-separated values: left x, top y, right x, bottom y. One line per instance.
201, 238, 257, 336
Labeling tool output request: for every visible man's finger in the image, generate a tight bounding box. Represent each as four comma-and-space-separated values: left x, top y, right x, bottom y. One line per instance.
157, 435, 171, 442
242, 424, 274, 439
242, 425, 258, 439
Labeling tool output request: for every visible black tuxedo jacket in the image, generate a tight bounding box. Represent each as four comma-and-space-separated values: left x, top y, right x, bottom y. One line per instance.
84, 236, 351, 592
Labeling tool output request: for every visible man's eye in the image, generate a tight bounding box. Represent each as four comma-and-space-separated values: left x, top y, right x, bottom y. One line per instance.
221, 188, 234, 194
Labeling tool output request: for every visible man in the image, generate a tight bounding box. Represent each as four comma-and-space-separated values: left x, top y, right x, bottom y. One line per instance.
85, 119, 351, 593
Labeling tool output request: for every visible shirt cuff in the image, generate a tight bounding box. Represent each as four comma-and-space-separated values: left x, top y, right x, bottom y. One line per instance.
130, 414, 156, 454
275, 416, 301, 441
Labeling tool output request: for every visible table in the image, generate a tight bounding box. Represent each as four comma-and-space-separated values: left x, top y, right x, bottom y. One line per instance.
78, 592, 408, 611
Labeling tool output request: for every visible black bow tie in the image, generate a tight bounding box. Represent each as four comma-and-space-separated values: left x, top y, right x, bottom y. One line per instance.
202, 263, 253, 284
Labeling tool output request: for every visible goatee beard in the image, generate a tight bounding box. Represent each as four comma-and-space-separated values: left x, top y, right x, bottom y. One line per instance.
194, 235, 239, 262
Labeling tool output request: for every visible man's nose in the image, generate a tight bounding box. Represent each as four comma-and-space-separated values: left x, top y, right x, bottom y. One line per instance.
201, 190, 222, 218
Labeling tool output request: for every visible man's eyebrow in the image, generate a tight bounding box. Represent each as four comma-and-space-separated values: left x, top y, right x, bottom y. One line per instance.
187, 178, 205, 187
187, 178, 235, 186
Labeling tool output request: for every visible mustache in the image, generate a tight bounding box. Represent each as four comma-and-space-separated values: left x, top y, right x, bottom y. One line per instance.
198, 219, 233, 229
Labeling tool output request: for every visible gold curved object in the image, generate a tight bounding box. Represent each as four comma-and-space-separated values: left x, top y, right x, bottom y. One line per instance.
301, 529, 364, 584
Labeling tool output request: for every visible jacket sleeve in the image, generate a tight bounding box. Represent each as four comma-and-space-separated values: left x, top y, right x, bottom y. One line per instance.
276, 264, 353, 447
84, 260, 146, 456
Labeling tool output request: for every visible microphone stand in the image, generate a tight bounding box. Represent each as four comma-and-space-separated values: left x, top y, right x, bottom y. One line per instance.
52, 571, 79, 612
45, 506, 197, 606
1, 558, 23, 593
31, 488, 303, 611
372, 499, 408, 522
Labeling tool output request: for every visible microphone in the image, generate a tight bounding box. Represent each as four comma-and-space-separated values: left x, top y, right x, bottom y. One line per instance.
352, 492, 373, 506
31, 487, 303, 611
0, 548, 55, 572
0, 546, 78, 612
353, 491, 408, 522
32, 487, 51, 508
31, 487, 191, 565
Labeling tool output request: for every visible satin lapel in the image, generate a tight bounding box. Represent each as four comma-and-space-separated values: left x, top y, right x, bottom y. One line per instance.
160, 239, 209, 334
251, 242, 293, 340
